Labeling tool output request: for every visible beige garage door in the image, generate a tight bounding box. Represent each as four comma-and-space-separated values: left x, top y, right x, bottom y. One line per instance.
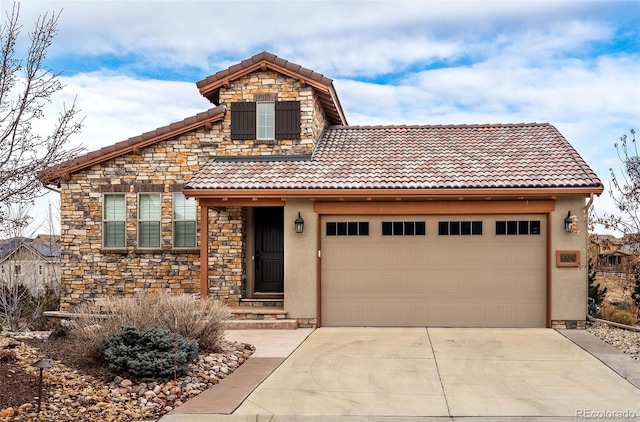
321, 215, 546, 327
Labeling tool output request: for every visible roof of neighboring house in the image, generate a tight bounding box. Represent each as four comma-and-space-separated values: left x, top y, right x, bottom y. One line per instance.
196, 51, 347, 126
0, 235, 60, 261
39, 106, 226, 186
184, 123, 603, 192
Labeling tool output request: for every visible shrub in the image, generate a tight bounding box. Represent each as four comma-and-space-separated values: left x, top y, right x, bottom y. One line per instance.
68, 292, 230, 358
100, 326, 199, 381
608, 309, 636, 326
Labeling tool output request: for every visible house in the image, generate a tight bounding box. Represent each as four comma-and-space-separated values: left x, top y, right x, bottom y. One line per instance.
39, 52, 603, 329
590, 234, 639, 273
0, 235, 61, 296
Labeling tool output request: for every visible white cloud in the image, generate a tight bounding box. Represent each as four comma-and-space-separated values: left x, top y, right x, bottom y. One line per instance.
5, 0, 637, 235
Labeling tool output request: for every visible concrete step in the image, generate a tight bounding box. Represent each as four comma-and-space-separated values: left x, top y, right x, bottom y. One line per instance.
229, 307, 288, 320
226, 319, 298, 330
227, 306, 296, 329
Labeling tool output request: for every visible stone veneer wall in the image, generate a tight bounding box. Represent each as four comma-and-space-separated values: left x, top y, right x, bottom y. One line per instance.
216, 70, 328, 156
58, 70, 329, 310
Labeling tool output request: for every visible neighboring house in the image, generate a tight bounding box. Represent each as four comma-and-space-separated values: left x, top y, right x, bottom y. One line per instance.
0, 235, 61, 296
39, 52, 603, 329
590, 234, 639, 273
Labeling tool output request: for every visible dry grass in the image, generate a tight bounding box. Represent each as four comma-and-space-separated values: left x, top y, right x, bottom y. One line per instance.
67, 293, 230, 357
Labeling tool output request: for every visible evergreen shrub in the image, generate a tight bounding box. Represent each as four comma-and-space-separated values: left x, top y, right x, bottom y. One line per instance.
100, 326, 199, 381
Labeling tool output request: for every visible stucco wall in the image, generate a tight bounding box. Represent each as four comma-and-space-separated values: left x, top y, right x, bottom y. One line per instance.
283, 199, 318, 323
550, 195, 590, 324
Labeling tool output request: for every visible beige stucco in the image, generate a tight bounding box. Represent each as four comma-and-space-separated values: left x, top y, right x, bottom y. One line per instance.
283, 199, 318, 320
549, 195, 590, 323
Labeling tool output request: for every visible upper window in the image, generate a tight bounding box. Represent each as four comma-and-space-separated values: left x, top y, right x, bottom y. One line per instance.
257, 102, 275, 140
173, 193, 197, 248
438, 221, 483, 236
138, 193, 161, 248
103, 194, 126, 248
231, 101, 300, 140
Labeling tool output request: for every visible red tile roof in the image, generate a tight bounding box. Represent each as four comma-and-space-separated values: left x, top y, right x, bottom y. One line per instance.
184, 123, 602, 192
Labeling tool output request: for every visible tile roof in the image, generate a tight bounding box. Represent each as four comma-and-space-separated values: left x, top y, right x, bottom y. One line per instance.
185, 123, 602, 192
39, 106, 226, 186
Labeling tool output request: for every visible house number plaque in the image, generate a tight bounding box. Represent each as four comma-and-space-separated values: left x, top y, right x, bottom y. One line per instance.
556, 250, 580, 267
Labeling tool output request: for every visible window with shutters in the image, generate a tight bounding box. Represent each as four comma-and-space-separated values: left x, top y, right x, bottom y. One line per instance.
257, 102, 275, 139
231, 101, 300, 141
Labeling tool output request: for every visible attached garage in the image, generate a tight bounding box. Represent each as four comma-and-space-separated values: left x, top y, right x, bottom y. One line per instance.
321, 214, 547, 327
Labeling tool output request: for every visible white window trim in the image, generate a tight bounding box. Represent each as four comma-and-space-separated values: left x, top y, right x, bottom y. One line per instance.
172, 193, 197, 249
103, 193, 127, 248
256, 101, 275, 140
137, 192, 162, 249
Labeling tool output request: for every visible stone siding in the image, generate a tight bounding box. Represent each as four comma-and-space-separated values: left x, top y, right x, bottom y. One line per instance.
58, 69, 327, 311
551, 320, 587, 329
216, 70, 328, 156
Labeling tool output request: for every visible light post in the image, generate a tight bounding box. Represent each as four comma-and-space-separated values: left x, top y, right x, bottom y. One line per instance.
31, 359, 52, 413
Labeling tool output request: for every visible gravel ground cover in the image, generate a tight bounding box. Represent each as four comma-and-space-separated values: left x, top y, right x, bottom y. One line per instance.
587, 321, 640, 360
0, 332, 254, 421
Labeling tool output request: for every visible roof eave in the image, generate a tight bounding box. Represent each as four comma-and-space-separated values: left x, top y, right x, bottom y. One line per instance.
39, 107, 226, 187
198, 59, 347, 126
183, 186, 604, 200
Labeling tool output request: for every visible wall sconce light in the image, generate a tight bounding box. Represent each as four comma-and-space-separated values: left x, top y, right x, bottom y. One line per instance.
32, 358, 52, 413
564, 211, 573, 233
294, 212, 304, 234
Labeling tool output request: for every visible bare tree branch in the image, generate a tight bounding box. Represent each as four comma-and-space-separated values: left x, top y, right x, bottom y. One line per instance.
0, 3, 84, 226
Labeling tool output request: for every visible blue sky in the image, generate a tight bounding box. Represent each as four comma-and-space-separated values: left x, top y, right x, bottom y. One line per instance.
3, 0, 639, 234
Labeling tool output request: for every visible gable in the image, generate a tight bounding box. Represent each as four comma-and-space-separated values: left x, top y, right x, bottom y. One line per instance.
196, 51, 347, 126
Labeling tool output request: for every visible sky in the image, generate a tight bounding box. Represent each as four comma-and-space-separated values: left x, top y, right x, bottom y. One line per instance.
2, 0, 639, 236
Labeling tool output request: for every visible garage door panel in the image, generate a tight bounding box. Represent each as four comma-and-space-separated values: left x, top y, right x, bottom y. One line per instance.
321, 214, 546, 327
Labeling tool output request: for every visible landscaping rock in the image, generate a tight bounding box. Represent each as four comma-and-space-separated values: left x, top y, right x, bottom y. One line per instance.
0, 338, 255, 421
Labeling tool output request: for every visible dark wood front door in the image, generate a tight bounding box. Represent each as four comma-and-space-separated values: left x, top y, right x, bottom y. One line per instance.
254, 207, 284, 294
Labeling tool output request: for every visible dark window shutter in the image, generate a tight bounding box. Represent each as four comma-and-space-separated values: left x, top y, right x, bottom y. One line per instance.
275, 101, 300, 140
231, 102, 256, 140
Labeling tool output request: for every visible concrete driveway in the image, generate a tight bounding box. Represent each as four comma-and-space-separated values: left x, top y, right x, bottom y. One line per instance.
236, 328, 640, 419
163, 327, 640, 421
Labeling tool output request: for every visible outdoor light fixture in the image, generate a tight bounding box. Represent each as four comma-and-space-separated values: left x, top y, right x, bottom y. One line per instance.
294, 212, 304, 234
564, 211, 574, 233
32, 358, 52, 413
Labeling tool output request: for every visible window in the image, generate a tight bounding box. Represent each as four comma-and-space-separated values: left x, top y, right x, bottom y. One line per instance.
257, 102, 275, 140
231, 101, 300, 140
326, 222, 369, 236
103, 194, 126, 248
382, 221, 426, 236
14, 265, 20, 275
496, 220, 541, 235
138, 193, 161, 248
173, 193, 197, 248
38, 265, 43, 275
438, 221, 482, 235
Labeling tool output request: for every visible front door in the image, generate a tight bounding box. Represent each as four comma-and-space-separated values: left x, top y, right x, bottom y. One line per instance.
254, 207, 284, 295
